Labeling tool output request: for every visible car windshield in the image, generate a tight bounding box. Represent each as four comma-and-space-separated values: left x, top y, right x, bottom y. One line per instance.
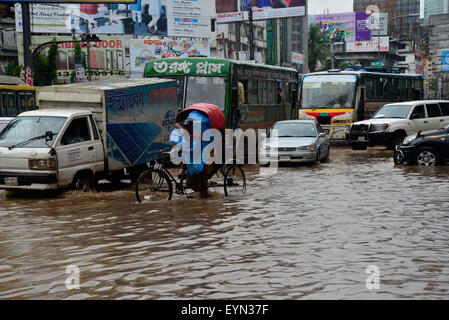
271, 122, 317, 138
185, 76, 226, 111
0, 116, 66, 148
372, 104, 413, 119
301, 74, 357, 109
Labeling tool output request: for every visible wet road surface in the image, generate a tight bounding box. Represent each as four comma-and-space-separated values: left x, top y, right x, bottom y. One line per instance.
1, 147, 449, 299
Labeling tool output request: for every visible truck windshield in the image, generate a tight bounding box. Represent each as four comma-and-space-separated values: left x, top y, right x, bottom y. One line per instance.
185, 76, 226, 111
301, 75, 357, 109
372, 104, 413, 119
0, 116, 66, 148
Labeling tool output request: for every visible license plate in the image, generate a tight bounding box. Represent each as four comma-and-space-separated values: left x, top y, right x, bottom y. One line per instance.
358, 136, 366, 141
4, 177, 18, 186
279, 156, 290, 161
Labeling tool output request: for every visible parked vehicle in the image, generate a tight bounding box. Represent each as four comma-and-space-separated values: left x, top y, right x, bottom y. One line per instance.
0, 78, 178, 191
394, 125, 449, 166
260, 120, 330, 164
348, 100, 449, 150
0, 117, 13, 132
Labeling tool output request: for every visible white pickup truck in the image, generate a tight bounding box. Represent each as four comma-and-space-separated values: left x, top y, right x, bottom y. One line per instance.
0, 78, 178, 191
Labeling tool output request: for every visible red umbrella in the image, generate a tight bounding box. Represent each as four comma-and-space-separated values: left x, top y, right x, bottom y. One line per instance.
176, 103, 226, 130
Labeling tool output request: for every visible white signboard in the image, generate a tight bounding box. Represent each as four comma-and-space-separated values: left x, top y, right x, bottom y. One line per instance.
15, 1, 212, 38
129, 38, 210, 77
346, 36, 389, 53
291, 52, 304, 65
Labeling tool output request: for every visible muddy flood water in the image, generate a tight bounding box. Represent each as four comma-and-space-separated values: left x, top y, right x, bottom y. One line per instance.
0, 147, 448, 299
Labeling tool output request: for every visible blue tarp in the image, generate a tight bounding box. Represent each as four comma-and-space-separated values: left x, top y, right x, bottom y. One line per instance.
170, 110, 212, 175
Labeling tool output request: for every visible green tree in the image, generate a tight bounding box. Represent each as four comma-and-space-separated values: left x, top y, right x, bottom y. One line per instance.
32, 40, 59, 86
308, 23, 331, 72
5, 61, 22, 78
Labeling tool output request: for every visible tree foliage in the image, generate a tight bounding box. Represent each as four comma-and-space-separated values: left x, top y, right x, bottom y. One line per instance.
5, 61, 22, 78
308, 23, 331, 72
32, 40, 59, 86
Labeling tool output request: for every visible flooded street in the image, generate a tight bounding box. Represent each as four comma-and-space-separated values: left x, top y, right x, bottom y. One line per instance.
1, 147, 449, 299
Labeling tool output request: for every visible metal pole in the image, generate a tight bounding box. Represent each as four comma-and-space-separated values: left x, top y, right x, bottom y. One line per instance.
22, 3, 33, 84
86, 23, 92, 81
248, 2, 255, 61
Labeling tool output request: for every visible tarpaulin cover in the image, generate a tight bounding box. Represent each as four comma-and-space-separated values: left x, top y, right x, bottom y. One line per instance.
176, 103, 226, 130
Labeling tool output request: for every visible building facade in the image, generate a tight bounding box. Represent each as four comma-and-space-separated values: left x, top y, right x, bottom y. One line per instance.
354, 0, 420, 40
428, 13, 449, 99
424, 0, 449, 25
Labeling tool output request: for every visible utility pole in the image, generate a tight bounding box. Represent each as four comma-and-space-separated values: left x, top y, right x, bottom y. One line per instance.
85, 23, 92, 81
22, 3, 33, 85
248, 1, 255, 61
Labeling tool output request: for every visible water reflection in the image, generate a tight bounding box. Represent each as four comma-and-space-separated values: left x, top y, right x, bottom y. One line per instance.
0, 147, 448, 299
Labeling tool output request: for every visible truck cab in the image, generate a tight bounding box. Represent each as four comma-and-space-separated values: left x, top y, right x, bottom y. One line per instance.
0, 109, 104, 190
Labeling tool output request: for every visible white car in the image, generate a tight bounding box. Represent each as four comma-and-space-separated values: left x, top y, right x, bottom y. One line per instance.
0, 117, 13, 133
348, 100, 449, 150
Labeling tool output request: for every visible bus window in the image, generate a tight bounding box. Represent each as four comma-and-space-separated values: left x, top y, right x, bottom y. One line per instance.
258, 81, 264, 104
366, 77, 375, 100
268, 81, 276, 105
248, 80, 258, 104
18, 92, 27, 114
407, 80, 414, 100
393, 79, 399, 100
26, 92, 35, 111
374, 78, 381, 101
184, 76, 226, 111
6, 92, 16, 116
414, 79, 422, 99
0, 93, 4, 116
399, 79, 406, 100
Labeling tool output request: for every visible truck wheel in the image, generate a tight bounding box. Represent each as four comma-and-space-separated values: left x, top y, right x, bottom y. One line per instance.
351, 143, 367, 150
73, 172, 94, 192
414, 146, 439, 166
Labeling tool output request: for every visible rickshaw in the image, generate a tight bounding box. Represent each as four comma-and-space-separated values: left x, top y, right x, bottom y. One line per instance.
135, 103, 246, 202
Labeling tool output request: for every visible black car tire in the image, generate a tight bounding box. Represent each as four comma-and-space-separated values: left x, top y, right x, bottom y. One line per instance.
320, 146, 330, 163
414, 146, 440, 166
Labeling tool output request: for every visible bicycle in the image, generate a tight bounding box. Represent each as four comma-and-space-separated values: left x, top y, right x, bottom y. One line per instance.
135, 152, 246, 202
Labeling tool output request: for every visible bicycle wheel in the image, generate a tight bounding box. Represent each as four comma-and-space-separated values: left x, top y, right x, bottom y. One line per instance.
224, 165, 246, 196
136, 169, 173, 202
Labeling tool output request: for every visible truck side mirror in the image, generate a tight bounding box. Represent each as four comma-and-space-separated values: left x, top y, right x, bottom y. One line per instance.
45, 131, 53, 142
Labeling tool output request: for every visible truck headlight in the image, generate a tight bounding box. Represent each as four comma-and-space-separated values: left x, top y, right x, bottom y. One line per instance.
29, 157, 57, 170
369, 124, 389, 132
403, 134, 417, 145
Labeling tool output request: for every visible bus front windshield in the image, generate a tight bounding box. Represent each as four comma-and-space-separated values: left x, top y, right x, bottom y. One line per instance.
185, 76, 226, 111
301, 75, 357, 109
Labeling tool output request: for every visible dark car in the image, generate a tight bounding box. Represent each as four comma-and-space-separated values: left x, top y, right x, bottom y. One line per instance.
394, 125, 449, 166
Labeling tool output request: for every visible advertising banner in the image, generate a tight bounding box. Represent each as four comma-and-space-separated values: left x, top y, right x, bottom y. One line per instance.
216, 0, 306, 23
17, 34, 128, 80
314, 12, 371, 43
129, 38, 210, 77
15, 1, 212, 38
442, 49, 449, 72
291, 51, 304, 65
346, 36, 389, 53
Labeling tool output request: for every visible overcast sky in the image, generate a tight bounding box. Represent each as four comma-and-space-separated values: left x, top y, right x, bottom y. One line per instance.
308, 0, 425, 17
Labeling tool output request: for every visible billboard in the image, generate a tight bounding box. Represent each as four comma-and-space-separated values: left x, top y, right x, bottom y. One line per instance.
314, 12, 371, 42
442, 49, 449, 72
129, 38, 210, 77
291, 51, 304, 65
216, 0, 306, 23
17, 34, 128, 80
346, 36, 389, 53
15, 1, 212, 38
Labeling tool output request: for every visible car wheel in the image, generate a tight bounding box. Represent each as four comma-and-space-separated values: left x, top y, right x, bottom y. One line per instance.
321, 146, 330, 163
73, 172, 94, 192
316, 149, 320, 162
414, 147, 439, 166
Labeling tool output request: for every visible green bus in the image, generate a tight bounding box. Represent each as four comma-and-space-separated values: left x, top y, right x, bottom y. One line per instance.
144, 57, 300, 130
